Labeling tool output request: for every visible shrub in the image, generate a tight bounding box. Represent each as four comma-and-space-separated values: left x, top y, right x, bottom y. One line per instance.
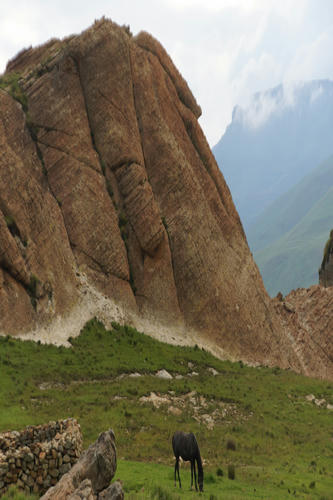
228, 464, 235, 480
226, 439, 236, 451
0, 72, 28, 112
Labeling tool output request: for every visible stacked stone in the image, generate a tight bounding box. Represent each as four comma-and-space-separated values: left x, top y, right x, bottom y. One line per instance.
0, 418, 82, 496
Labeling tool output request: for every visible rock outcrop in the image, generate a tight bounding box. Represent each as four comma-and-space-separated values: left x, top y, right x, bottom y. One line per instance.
273, 286, 333, 380
0, 18, 331, 379
41, 429, 118, 499
319, 229, 333, 287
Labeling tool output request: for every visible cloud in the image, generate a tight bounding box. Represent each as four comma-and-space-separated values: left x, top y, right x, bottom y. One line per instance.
0, 0, 332, 146
286, 28, 333, 82
310, 83, 323, 104
233, 82, 298, 129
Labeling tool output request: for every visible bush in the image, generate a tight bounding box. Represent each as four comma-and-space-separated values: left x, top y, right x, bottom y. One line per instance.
228, 464, 235, 480
226, 439, 236, 451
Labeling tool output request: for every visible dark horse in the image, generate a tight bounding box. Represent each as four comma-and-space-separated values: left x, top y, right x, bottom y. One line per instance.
172, 431, 204, 492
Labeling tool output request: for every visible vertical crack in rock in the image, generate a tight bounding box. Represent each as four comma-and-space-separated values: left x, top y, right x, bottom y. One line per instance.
0, 211, 30, 287
24, 117, 74, 276
128, 41, 184, 320
70, 54, 131, 284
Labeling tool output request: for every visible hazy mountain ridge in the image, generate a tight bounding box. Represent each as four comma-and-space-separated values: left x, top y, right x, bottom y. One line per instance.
213, 79, 333, 230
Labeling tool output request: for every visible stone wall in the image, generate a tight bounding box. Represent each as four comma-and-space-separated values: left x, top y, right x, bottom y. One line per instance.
0, 418, 82, 496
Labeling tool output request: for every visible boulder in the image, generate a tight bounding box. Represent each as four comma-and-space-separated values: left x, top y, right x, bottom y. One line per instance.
41, 429, 117, 499
98, 481, 124, 500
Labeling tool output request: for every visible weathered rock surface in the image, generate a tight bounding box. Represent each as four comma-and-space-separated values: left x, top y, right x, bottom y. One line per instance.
0, 18, 331, 379
41, 429, 117, 499
98, 481, 124, 500
273, 286, 333, 380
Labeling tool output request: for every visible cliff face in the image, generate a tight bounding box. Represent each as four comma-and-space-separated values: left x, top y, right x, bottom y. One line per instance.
0, 19, 331, 378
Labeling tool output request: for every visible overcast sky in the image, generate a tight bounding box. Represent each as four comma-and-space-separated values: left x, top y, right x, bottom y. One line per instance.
1, 0, 333, 146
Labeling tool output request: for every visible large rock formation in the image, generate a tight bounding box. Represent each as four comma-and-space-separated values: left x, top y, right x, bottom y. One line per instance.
0, 18, 331, 379
41, 429, 120, 500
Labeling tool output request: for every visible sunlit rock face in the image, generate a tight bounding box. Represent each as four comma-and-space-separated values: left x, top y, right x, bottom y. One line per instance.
0, 19, 331, 380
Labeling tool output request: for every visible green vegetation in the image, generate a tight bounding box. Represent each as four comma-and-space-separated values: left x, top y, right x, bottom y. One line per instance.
0, 485, 37, 500
0, 72, 28, 112
0, 319, 332, 498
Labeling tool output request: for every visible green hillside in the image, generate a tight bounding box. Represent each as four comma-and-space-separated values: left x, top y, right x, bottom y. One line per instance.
248, 157, 333, 295
254, 185, 333, 296
247, 155, 333, 253
0, 319, 332, 499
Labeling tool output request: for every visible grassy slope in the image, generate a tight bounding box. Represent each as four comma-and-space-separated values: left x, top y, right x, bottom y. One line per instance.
247, 155, 333, 253
0, 319, 332, 499
254, 185, 333, 296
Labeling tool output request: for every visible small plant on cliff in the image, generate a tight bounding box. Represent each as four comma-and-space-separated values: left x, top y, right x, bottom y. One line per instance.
0, 72, 28, 112
4, 215, 21, 238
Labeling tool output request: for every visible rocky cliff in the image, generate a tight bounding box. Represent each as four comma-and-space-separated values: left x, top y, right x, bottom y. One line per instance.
0, 19, 331, 379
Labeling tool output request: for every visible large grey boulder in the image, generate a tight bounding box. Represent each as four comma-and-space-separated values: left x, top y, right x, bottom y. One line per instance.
41, 429, 117, 499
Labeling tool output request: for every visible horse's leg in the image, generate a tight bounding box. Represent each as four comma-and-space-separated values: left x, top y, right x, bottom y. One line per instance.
174, 458, 177, 487
193, 459, 198, 491
176, 458, 181, 489
191, 460, 194, 490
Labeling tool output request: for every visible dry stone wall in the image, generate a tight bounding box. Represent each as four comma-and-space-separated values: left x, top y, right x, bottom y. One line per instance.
0, 418, 82, 496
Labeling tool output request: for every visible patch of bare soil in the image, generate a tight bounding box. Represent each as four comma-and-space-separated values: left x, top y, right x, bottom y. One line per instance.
138, 390, 252, 429
12, 274, 230, 364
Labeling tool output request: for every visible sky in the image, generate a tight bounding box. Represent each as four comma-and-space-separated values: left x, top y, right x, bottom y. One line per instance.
1, 0, 333, 146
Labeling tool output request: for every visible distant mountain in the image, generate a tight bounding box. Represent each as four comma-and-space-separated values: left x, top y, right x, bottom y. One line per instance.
213, 80, 333, 230
253, 156, 333, 295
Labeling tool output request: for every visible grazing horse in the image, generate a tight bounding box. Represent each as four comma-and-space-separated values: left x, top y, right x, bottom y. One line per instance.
172, 431, 204, 492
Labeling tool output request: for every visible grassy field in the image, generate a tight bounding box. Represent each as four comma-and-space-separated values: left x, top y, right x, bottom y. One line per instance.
0, 319, 332, 499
